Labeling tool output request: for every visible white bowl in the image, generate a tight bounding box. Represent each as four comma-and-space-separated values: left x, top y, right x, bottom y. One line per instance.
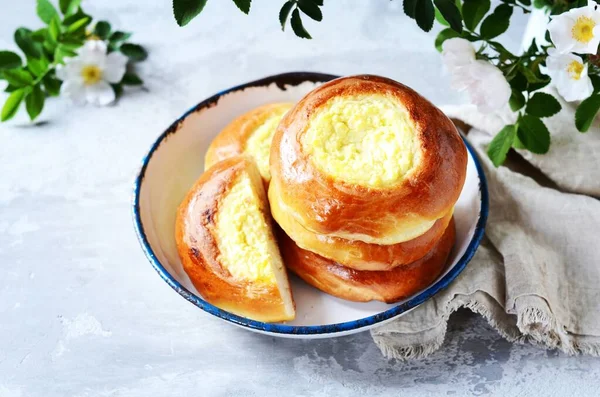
132, 72, 488, 339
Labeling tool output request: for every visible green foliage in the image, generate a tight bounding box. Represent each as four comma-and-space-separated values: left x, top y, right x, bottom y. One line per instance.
517, 115, 551, 154
173, 0, 208, 26
232, 0, 251, 14
575, 94, 600, 132
433, 0, 462, 33
1, 0, 147, 122
462, 0, 490, 31
525, 92, 561, 118
488, 124, 517, 167
480, 4, 512, 39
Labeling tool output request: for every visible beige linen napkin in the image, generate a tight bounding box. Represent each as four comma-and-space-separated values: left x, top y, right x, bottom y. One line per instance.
371, 97, 600, 359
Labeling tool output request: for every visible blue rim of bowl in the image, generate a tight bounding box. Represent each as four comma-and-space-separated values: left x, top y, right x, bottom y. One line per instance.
132, 71, 489, 335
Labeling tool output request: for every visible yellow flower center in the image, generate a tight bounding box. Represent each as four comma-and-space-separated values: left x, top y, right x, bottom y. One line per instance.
567, 60, 584, 80
572, 16, 596, 43
81, 65, 102, 85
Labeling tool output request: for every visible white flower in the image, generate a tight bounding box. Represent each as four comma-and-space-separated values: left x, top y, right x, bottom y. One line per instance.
442, 38, 511, 113
56, 40, 128, 106
542, 49, 593, 102
548, 0, 600, 54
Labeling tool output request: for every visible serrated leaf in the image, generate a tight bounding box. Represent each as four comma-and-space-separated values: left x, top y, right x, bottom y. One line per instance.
15, 28, 42, 59
120, 43, 148, 61
480, 4, 512, 39
291, 9, 312, 39
517, 115, 550, 154
66, 16, 91, 33
0, 52, 22, 70
3, 69, 34, 87
462, 0, 490, 31
415, 0, 435, 32
298, 0, 322, 21
110, 31, 132, 45
94, 21, 111, 40
59, 0, 81, 15
525, 92, 561, 118
173, 0, 208, 26
404, 0, 418, 19
434, 0, 462, 33
37, 0, 59, 24
575, 94, 600, 132
2, 89, 26, 121
122, 72, 143, 85
232, 0, 251, 14
25, 84, 45, 121
487, 124, 517, 167
279, 1, 295, 30
434, 28, 460, 52
509, 90, 525, 111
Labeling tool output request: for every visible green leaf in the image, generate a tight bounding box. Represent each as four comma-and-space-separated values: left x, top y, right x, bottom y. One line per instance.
509, 90, 525, 111
291, 9, 312, 39
1, 88, 26, 121
415, 0, 435, 32
525, 92, 561, 118
109, 31, 132, 45
434, 0, 462, 33
0, 51, 22, 70
111, 83, 123, 98
25, 84, 45, 121
508, 70, 527, 92
434, 28, 460, 52
480, 4, 512, 39
279, 1, 295, 30
590, 75, 600, 93
48, 16, 62, 42
43, 74, 62, 96
404, 0, 418, 18
487, 124, 517, 167
513, 133, 526, 149
15, 28, 42, 59
62, 8, 91, 26
462, 0, 490, 31
37, 0, 59, 24
31, 28, 48, 43
66, 16, 91, 33
173, 0, 208, 26
59, 0, 81, 15
3, 69, 34, 87
519, 64, 545, 83
27, 57, 49, 77
94, 21, 111, 40
575, 94, 600, 132
517, 115, 551, 154
435, 8, 449, 26
4, 84, 19, 93
232, 0, 251, 14
122, 72, 143, 85
298, 0, 322, 21
311, 0, 323, 5
120, 43, 148, 61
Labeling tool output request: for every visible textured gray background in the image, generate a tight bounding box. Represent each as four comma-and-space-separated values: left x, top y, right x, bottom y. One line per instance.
1, 1, 599, 396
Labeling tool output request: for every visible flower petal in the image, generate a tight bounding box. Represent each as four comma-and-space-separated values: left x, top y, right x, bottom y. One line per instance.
85, 80, 115, 106
60, 80, 87, 105
78, 40, 107, 68
103, 52, 128, 83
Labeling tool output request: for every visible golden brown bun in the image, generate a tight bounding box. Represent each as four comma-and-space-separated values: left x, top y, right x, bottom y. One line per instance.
176, 156, 295, 322
269, 75, 467, 245
280, 219, 455, 303
205, 103, 293, 184
271, 193, 453, 270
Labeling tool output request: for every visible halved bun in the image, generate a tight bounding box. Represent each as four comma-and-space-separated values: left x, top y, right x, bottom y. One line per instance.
205, 103, 293, 184
269, 75, 466, 245
176, 156, 295, 322
271, 193, 453, 270
279, 219, 455, 303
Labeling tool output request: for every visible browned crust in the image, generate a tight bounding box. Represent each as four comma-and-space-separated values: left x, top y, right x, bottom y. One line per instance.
271, 195, 453, 270
269, 75, 467, 242
280, 219, 455, 303
175, 156, 294, 322
204, 102, 294, 179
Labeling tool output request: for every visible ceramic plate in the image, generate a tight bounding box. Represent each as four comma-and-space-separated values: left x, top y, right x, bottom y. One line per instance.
132, 72, 488, 339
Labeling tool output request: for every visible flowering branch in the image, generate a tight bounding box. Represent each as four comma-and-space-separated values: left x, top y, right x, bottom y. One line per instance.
0, 0, 148, 123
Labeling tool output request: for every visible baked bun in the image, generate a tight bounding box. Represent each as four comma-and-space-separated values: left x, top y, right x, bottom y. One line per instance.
271, 194, 453, 270
280, 219, 455, 303
269, 75, 467, 245
176, 156, 295, 322
205, 103, 293, 184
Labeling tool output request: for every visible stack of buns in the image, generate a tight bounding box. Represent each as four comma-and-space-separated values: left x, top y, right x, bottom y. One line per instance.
176, 75, 467, 322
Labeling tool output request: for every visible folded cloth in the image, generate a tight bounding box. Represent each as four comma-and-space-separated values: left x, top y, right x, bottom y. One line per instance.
371, 98, 600, 359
